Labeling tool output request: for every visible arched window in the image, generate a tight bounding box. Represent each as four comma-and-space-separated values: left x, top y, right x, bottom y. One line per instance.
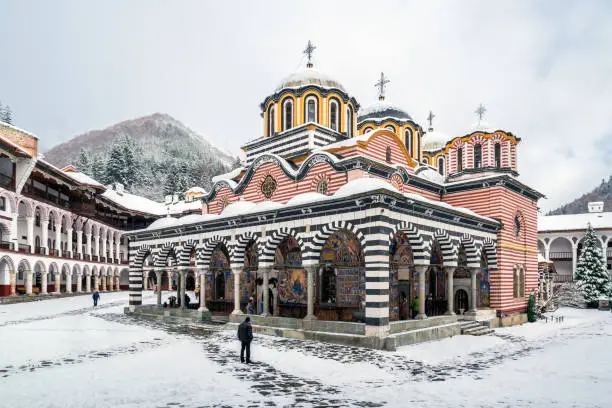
282, 99, 293, 131
514, 214, 521, 237
474, 144, 482, 168
422, 158, 429, 165
457, 148, 463, 172
386, 147, 392, 163
316, 178, 329, 195
438, 157, 445, 175
385, 125, 395, 133
494, 143, 501, 168
329, 99, 339, 131
35, 236, 41, 251
416, 133, 421, 161
405, 128, 413, 156
305, 96, 317, 123
267, 105, 275, 137
346, 106, 353, 138
364, 127, 373, 133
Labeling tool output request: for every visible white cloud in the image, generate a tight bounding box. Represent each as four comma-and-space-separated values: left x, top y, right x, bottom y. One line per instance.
0, 0, 610, 212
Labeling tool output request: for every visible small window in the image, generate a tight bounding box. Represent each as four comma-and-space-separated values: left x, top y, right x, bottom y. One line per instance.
422, 158, 429, 165
514, 214, 521, 237
495, 143, 501, 168
329, 100, 339, 131
306, 98, 317, 123
385, 125, 395, 133
261, 175, 277, 199
316, 178, 329, 195
18, 270, 23, 280
35, 213, 40, 227
438, 157, 445, 175
346, 107, 353, 138
513, 264, 525, 298
364, 127, 373, 133
0, 197, 5, 211
283, 99, 293, 131
268, 105, 275, 137
405, 129, 413, 156
385, 147, 392, 163
457, 148, 463, 172
474, 144, 482, 168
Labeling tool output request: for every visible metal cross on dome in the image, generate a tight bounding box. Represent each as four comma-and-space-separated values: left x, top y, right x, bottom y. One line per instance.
475, 103, 487, 123
427, 110, 436, 129
303, 40, 316, 64
375, 72, 390, 100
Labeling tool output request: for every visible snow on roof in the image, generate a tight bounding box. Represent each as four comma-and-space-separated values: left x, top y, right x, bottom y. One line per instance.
102, 188, 166, 216
335, 175, 399, 198
212, 167, 244, 183
221, 200, 257, 217
538, 212, 612, 232
358, 101, 412, 122
253, 200, 284, 212
415, 166, 445, 184
275, 66, 346, 93
175, 213, 218, 225
468, 121, 497, 134
63, 170, 106, 189
167, 199, 201, 215
316, 130, 376, 151
286, 192, 329, 206
185, 187, 207, 194
147, 216, 179, 230
423, 130, 452, 152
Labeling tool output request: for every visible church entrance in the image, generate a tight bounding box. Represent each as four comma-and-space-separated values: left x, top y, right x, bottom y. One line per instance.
390, 232, 415, 321
275, 236, 305, 318
455, 289, 469, 313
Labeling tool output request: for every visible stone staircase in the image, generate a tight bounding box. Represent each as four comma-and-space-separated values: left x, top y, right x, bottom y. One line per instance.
460, 320, 494, 336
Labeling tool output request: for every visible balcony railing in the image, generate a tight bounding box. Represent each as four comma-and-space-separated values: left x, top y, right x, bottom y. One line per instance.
549, 251, 573, 260
0, 240, 11, 250
17, 244, 30, 253
34, 246, 44, 255
554, 274, 574, 283
92, 255, 99, 262
48, 249, 59, 257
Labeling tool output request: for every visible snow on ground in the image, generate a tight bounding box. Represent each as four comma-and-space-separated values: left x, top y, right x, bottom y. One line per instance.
1, 296, 611, 407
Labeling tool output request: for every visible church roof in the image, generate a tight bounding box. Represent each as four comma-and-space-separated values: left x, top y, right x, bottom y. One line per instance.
358, 101, 413, 122
275, 66, 346, 93
423, 129, 452, 152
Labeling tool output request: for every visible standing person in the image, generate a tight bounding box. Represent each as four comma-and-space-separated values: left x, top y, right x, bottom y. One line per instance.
237, 317, 253, 364
92, 290, 100, 308
411, 295, 419, 319
247, 297, 255, 314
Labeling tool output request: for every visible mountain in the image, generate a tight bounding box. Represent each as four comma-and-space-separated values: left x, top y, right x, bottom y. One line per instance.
43, 113, 236, 201
548, 176, 612, 215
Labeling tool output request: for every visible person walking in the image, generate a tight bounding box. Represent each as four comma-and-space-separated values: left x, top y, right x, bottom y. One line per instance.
237, 317, 253, 364
92, 290, 100, 308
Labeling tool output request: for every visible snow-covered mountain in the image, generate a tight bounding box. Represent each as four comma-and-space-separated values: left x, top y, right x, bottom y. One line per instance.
43, 113, 236, 201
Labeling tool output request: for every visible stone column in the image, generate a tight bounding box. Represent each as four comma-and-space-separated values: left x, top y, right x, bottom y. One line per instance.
142, 272, 148, 291
66, 227, 73, 257
41, 219, 49, 254
108, 275, 113, 291
415, 265, 427, 319
572, 243, 578, 279
231, 269, 242, 315
180, 270, 187, 309
101, 238, 107, 261
41, 272, 48, 294
85, 233, 92, 258
304, 266, 317, 320
85, 275, 91, 292
195, 271, 200, 292
470, 268, 479, 312
9, 270, 16, 296
108, 235, 114, 263
156, 270, 162, 306
55, 226, 62, 257
93, 234, 100, 258
116, 239, 122, 262
54, 273, 61, 293
76, 230, 83, 258
445, 267, 456, 315
76, 273, 82, 292
93, 275, 99, 291
198, 270, 209, 312
101, 275, 107, 291
65, 272, 72, 293
261, 268, 270, 317
25, 271, 33, 295
26, 216, 35, 253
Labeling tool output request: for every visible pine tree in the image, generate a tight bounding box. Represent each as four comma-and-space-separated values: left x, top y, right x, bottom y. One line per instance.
105, 138, 126, 185
91, 153, 107, 184
3, 106, 12, 124
76, 148, 92, 174
527, 294, 537, 322
575, 223, 612, 306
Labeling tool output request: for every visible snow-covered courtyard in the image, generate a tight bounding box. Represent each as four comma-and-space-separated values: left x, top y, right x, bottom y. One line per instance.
1, 293, 611, 408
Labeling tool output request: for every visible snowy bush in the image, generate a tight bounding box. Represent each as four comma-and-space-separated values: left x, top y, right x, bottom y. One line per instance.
575, 223, 612, 307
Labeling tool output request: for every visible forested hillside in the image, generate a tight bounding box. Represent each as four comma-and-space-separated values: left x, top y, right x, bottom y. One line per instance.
549, 176, 612, 215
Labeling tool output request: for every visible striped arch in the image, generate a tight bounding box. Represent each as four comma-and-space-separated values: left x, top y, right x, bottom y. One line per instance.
231, 231, 260, 268
433, 229, 457, 266
176, 239, 199, 267
154, 243, 177, 268
390, 221, 429, 264
310, 220, 365, 262
481, 238, 498, 269
261, 227, 305, 266
131, 245, 152, 269
460, 233, 480, 267
199, 235, 231, 267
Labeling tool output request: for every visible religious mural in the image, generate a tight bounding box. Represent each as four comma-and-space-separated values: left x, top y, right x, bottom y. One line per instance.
210, 246, 230, 301
275, 237, 305, 305
478, 255, 490, 307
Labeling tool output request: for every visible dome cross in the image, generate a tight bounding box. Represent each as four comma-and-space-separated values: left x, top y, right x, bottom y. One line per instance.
375, 72, 390, 101
303, 40, 317, 67
427, 110, 436, 131
475, 103, 487, 124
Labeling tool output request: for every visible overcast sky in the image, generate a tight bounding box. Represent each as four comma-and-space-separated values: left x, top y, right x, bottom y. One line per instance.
1, 0, 611, 212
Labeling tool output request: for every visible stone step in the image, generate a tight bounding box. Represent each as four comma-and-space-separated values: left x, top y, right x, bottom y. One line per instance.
463, 326, 494, 336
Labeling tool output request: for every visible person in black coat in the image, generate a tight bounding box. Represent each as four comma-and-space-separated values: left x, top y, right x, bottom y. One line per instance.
92, 291, 100, 307
237, 317, 253, 363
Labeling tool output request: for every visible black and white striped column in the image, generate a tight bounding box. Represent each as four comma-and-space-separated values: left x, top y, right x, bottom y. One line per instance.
364, 223, 392, 337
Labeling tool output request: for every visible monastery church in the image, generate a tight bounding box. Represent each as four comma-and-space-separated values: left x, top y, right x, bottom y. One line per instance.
125, 42, 543, 348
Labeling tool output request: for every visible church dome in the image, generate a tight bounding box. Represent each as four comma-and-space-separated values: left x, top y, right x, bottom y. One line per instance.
275, 66, 346, 93
423, 130, 452, 152
358, 101, 413, 122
